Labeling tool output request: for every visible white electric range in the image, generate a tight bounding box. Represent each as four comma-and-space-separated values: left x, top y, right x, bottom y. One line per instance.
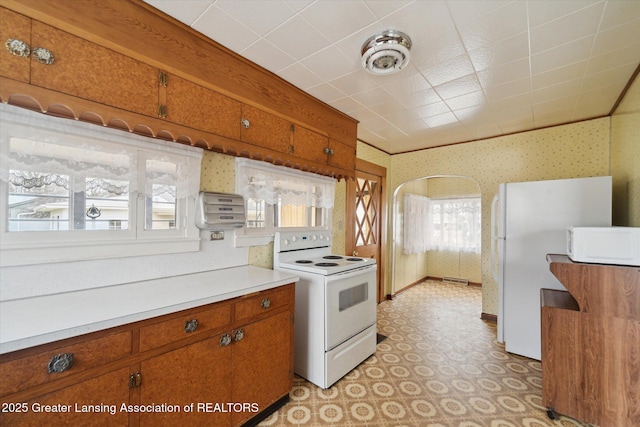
273, 230, 377, 389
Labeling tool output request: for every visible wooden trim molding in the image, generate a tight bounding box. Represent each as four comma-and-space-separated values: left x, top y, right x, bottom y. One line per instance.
481, 313, 497, 323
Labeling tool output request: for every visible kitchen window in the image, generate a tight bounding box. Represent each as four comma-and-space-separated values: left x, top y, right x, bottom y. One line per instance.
0, 104, 202, 266
235, 158, 334, 245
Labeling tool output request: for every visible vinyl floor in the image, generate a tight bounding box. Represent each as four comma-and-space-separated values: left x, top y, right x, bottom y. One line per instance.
258, 280, 592, 427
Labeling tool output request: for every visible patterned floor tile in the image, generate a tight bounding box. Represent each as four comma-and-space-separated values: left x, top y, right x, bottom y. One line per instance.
259, 281, 593, 427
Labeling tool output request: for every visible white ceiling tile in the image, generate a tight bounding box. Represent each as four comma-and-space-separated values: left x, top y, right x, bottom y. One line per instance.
331, 97, 367, 114
215, 0, 297, 36
458, 1, 528, 50
399, 88, 444, 109
301, 47, 361, 81
381, 0, 457, 43
334, 21, 391, 63
365, 0, 413, 19
145, 0, 213, 26
350, 108, 383, 123
585, 44, 640, 76
284, 0, 313, 13
420, 54, 475, 87
265, 15, 332, 60
527, 0, 602, 29
600, 0, 640, 30
582, 63, 638, 91
278, 63, 324, 90
301, 0, 378, 43
411, 101, 452, 119
368, 99, 408, 116
410, 30, 467, 72
477, 58, 531, 88
434, 73, 483, 100
381, 71, 432, 99
446, 91, 487, 111
488, 93, 535, 114
191, 5, 260, 52
531, 79, 582, 104
531, 61, 588, 90
330, 71, 383, 96
350, 86, 396, 106
591, 18, 640, 55
423, 111, 460, 128
240, 38, 296, 73
529, 3, 604, 55
468, 32, 529, 71
530, 36, 594, 75
304, 83, 346, 103
446, 0, 512, 27
484, 78, 532, 102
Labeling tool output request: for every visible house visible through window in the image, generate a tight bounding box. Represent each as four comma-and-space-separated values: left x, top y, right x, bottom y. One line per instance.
236, 158, 334, 235
0, 104, 202, 266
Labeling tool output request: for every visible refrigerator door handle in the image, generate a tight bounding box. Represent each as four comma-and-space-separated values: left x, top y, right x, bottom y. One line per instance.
490, 194, 500, 282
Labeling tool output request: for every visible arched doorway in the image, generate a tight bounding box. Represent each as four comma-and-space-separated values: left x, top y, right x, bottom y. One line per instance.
391, 175, 482, 295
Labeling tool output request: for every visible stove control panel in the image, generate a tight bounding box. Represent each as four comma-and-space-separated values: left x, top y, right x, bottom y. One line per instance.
275, 230, 332, 252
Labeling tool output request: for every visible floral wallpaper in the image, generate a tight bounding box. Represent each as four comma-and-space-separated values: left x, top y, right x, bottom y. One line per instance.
611, 73, 640, 227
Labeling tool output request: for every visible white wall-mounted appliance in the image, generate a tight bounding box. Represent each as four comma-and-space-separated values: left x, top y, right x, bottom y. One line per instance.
491, 176, 612, 360
568, 226, 640, 266
273, 231, 377, 389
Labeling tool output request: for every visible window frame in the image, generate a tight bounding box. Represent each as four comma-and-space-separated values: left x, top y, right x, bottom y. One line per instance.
0, 105, 203, 267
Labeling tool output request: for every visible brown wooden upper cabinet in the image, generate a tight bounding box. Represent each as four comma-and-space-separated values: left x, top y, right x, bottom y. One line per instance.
240, 104, 292, 154
164, 74, 242, 140
1, 8, 158, 118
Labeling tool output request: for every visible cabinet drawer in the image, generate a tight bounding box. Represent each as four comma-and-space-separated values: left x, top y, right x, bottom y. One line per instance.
0, 331, 131, 397
234, 284, 293, 325
139, 303, 232, 352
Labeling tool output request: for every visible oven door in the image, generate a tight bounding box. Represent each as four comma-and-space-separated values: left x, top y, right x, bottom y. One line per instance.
325, 266, 376, 350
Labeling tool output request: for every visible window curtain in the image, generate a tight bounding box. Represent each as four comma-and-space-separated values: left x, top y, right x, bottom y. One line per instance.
0, 103, 202, 199
427, 198, 481, 253
235, 158, 335, 209
403, 193, 430, 254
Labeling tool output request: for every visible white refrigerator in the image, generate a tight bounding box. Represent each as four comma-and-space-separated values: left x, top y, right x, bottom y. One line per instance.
491, 176, 612, 360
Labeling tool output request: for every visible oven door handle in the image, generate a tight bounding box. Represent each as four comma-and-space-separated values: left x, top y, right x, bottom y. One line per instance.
325, 266, 376, 283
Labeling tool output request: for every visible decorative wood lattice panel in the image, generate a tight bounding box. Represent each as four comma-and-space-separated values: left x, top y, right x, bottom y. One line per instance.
355, 177, 380, 246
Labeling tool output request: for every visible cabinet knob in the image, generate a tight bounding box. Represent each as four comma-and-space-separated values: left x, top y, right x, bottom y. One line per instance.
47, 353, 74, 374
241, 118, 250, 129
220, 333, 232, 347
5, 38, 30, 58
32, 47, 55, 65
184, 319, 199, 333
234, 329, 244, 342
261, 297, 271, 309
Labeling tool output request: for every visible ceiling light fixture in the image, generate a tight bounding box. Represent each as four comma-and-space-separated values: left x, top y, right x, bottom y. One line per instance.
361, 30, 412, 75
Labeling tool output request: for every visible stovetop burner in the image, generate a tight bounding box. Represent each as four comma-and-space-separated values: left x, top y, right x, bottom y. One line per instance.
315, 262, 339, 267
296, 260, 313, 264
323, 255, 343, 260
347, 258, 364, 262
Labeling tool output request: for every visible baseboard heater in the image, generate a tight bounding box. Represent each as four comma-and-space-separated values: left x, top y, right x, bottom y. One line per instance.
442, 277, 469, 286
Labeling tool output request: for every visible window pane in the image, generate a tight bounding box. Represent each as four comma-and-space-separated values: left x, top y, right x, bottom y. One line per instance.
8, 171, 70, 231
145, 184, 176, 230
84, 177, 130, 230
276, 203, 307, 227
246, 198, 265, 228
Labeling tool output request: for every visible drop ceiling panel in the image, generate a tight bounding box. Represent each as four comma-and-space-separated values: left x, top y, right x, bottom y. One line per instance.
144, 0, 640, 154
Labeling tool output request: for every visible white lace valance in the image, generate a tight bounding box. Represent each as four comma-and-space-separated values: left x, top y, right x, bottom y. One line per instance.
0, 103, 202, 198
235, 158, 335, 209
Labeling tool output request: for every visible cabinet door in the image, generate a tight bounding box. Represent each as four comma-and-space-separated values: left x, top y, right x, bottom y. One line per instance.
29, 20, 158, 117
292, 125, 329, 164
240, 104, 292, 154
0, 7, 31, 83
328, 138, 356, 171
0, 367, 131, 426
139, 336, 232, 427
165, 75, 242, 140
231, 310, 292, 426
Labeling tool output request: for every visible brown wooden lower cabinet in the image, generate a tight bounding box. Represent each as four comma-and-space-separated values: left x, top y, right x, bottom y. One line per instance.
542, 255, 640, 427
0, 283, 294, 427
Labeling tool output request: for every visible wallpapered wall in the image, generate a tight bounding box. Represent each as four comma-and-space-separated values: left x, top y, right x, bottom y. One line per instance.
611, 74, 640, 227
359, 117, 611, 316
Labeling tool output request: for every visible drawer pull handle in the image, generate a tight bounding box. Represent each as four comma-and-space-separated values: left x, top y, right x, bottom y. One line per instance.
220, 333, 232, 347
241, 118, 250, 129
261, 297, 271, 309
234, 329, 244, 342
48, 353, 74, 374
184, 319, 199, 333
32, 47, 55, 65
5, 38, 30, 58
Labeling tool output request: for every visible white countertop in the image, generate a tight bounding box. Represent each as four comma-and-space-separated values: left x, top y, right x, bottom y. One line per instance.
0, 265, 298, 354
